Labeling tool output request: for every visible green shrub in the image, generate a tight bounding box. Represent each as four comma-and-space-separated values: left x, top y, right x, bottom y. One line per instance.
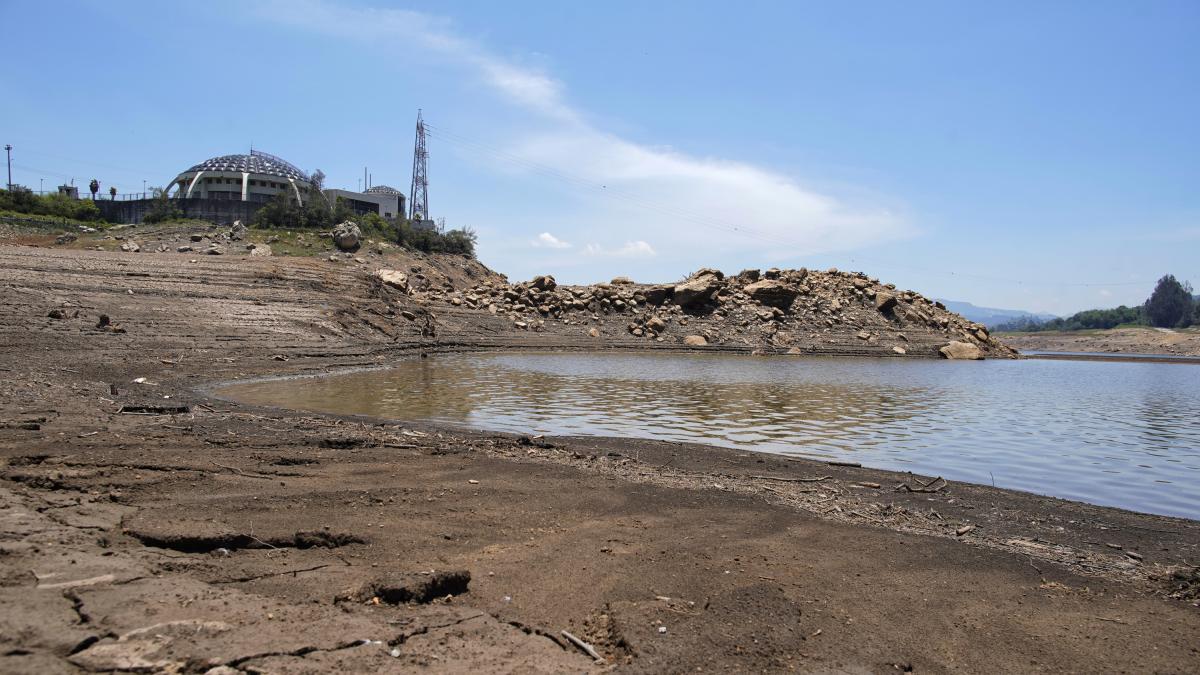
0, 186, 102, 221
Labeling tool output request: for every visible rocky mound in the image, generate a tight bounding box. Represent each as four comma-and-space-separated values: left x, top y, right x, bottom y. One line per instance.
405, 266, 1015, 359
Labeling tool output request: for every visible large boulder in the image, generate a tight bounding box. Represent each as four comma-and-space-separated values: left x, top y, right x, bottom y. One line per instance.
683, 335, 708, 347
939, 341, 984, 360
530, 275, 556, 291
332, 221, 362, 252
375, 269, 410, 294
875, 291, 898, 313
743, 279, 799, 309
674, 271, 723, 308
640, 285, 674, 305
230, 220, 247, 241
735, 269, 761, 283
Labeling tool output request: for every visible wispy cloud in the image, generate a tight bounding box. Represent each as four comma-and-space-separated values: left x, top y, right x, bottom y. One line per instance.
531, 232, 571, 249
257, 0, 911, 272
584, 240, 657, 258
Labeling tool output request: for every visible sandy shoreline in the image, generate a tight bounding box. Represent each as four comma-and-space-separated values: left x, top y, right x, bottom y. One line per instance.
1, 240, 1198, 672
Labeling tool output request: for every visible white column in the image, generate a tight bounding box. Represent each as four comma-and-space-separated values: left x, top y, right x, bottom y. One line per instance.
241, 172, 249, 202
184, 171, 205, 199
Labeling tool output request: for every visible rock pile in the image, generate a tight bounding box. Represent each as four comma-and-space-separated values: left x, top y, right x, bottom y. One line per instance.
408, 266, 1016, 358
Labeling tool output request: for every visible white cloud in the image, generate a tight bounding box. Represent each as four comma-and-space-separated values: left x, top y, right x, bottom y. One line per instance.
1098, 289, 1113, 297
257, 1, 912, 273
532, 232, 571, 249
583, 241, 657, 258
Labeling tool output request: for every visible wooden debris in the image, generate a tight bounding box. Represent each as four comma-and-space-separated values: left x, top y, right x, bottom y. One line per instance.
751, 475, 830, 483
561, 630, 603, 662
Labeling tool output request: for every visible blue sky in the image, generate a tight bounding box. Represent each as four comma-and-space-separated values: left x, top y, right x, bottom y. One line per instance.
3, 0, 1197, 315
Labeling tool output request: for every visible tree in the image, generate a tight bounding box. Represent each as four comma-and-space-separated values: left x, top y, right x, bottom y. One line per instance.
143, 187, 181, 224
109, 186, 117, 199
1143, 274, 1194, 328
309, 169, 325, 193
89, 179, 99, 200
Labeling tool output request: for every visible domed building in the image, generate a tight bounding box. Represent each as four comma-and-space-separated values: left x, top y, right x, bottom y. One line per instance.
170, 150, 313, 203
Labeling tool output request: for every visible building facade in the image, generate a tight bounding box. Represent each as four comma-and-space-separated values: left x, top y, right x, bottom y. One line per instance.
323, 185, 406, 221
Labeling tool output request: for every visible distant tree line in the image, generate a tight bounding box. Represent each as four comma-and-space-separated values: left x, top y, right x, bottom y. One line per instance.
997, 274, 1198, 331
0, 186, 102, 222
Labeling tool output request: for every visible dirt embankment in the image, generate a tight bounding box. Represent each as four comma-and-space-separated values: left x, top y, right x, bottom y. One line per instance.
0, 226, 1198, 673
1002, 326, 1200, 357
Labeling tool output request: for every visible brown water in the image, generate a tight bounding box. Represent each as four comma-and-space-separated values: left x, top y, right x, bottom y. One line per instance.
220, 352, 1200, 519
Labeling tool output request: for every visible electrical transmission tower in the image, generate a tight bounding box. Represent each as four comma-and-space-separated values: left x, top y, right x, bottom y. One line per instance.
408, 110, 429, 221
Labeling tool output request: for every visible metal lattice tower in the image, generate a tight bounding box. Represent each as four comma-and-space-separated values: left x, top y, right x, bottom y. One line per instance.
408, 110, 429, 221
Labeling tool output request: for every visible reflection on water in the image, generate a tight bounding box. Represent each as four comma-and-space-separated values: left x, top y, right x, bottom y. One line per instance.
220, 352, 1200, 520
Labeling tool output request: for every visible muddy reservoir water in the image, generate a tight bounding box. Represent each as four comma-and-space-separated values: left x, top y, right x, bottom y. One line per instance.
221, 352, 1200, 519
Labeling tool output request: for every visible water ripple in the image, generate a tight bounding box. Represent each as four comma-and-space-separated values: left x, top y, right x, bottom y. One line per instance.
221, 353, 1200, 519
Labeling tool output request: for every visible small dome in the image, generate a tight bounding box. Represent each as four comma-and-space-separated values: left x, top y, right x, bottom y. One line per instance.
184, 151, 309, 182
365, 185, 403, 196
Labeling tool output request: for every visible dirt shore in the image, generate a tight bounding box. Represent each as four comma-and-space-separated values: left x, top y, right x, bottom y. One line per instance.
1, 234, 1198, 673
1002, 327, 1200, 358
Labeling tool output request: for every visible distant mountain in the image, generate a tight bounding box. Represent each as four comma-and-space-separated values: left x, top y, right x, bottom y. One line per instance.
935, 300, 1058, 328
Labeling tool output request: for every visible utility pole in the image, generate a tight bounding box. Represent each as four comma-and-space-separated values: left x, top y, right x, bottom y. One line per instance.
4, 145, 12, 191
408, 110, 429, 221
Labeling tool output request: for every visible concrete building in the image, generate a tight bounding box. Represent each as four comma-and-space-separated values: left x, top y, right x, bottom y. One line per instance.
169, 150, 312, 204
323, 185, 405, 220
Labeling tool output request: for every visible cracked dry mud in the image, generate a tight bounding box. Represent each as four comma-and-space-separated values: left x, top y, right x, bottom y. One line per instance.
1, 236, 1199, 673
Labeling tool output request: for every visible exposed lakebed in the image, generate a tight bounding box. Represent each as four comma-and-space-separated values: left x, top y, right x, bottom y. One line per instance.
220, 352, 1200, 519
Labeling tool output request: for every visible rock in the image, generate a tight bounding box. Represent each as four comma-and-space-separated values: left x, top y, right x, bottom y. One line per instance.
55, 234, 77, 245
47, 309, 66, 320
332, 221, 362, 252
856, 331, 871, 340
736, 269, 761, 283
120, 241, 140, 253
852, 277, 871, 289
875, 291, 898, 312
400, 311, 416, 321
230, 220, 247, 241
205, 246, 223, 255
611, 276, 635, 285
939, 341, 984, 360
892, 346, 907, 355
674, 271, 723, 308
641, 285, 674, 305
683, 335, 708, 347
974, 328, 990, 342
530, 275, 556, 291
763, 268, 782, 280
646, 316, 667, 333
743, 279, 799, 309
190, 234, 204, 242
176, 245, 192, 253
375, 270, 410, 293
588, 327, 599, 338
248, 243, 272, 257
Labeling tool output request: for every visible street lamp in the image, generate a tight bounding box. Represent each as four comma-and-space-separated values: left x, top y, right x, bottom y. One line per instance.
4, 144, 11, 191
